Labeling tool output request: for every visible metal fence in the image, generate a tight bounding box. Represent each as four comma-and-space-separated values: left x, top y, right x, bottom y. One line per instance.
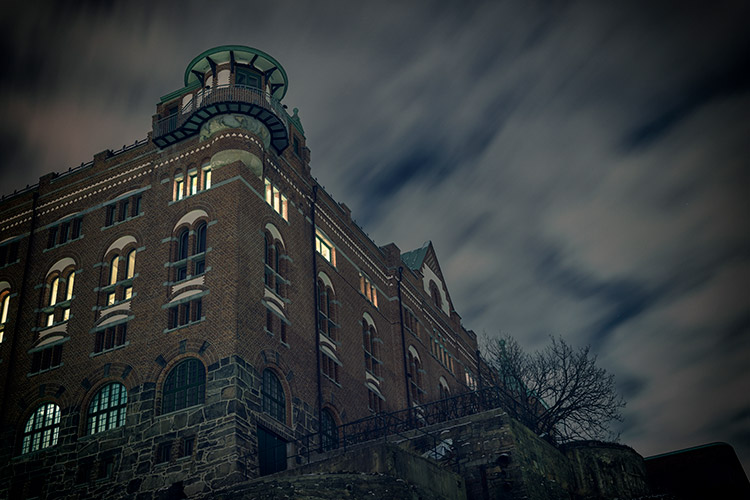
153, 84, 289, 138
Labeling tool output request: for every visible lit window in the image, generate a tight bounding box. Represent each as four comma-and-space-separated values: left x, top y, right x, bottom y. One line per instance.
262, 369, 286, 423
21, 403, 61, 454
109, 256, 119, 286
175, 176, 185, 201
162, 359, 205, 413
87, 383, 127, 435
49, 278, 59, 307
0, 291, 10, 343
315, 230, 335, 266
188, 171, 198, 196
202, 166, 212, 189
359, 274, 378, 307
264, 178, 288, 221
126, 250, 136, 279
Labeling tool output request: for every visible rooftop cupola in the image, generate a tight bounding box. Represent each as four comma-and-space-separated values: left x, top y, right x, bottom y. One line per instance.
153, 45, 290, 152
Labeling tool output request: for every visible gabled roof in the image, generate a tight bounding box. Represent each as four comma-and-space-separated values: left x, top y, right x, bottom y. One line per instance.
401, 241, 430, 271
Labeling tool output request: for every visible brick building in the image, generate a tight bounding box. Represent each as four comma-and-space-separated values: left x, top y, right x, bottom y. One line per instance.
0, 45, 480, 498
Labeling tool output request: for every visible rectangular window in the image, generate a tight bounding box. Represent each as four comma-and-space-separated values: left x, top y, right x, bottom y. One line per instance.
293, 136, 300, 157
124, 286, 133, 300
30, 344, 63, 373
47, 227, 58, 249
182, 437, 195, 458
120, 199, 129, 221
168, 299, 202, 329
321, 353, 339, 383
175, 177, 185, 201
189, 171, 198, 196
315, 230, 335, 266
107, 292, 116, 306
59, 222, 70, 244
176, 266, 187, 282
368, 390, 383, 413
264, 178, 289, 221
71, 217, 82, 239
202, 167, 212, 190
0, 244, 7, 266
96, 323, 128, 352
0, 241, 20, 267
105, 205, 116, 226
359, 274, 378, 307
156, 442, 171, 464
194, 259, 205, 275
98, 456, 115, 480
133, 195, 142, 216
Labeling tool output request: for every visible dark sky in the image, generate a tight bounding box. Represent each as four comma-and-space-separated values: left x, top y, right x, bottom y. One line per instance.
1, 0, 748, 474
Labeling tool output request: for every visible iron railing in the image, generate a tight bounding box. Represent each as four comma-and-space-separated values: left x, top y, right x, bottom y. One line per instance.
153, 84, 289, 138
261, 386, 504, 475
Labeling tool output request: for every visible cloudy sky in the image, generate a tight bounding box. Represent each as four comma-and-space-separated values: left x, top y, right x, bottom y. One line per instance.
1, 0, 748, 474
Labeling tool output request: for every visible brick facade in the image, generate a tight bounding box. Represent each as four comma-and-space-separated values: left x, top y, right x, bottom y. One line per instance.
0, 45, 479, 498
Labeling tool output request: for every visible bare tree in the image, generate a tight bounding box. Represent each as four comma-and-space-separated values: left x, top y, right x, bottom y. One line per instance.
483, 335, 625, 443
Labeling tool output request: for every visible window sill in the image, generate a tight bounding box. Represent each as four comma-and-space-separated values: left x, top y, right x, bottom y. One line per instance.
43, 235, 84, 252
159, 402, 204, 418
321, 373, 341, 387
102, 213, 143, 230
163, 317, 205, 334
27, 362, 64, 377
90, 341, 130, 357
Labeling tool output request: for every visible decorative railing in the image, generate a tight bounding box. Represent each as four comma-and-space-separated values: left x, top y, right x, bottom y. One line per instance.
153, 84, 289, 138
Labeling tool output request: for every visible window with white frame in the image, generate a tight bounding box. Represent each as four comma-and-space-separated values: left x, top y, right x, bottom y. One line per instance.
21, 403, 61, 454
315, 230, 335, 266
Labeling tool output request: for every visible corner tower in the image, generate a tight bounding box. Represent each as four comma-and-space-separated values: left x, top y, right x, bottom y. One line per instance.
153, 46, 290, 152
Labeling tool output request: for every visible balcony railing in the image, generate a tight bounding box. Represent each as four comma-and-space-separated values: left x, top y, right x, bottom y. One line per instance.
153, 84, 290, 150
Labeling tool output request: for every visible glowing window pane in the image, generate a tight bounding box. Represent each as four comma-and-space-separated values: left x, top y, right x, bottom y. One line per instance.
281, 194, 288, 220
189, 173, 198, 195
1, 294, 9, 324
203, 168, 212, 189
265, 178, 272, 205
273, 186, 280, 212
63, 308, 70, 321
126, 250, 136, 279
124, 287, 132, 300
66, 272, 75, 300
49, 278, 59, 306
109, 257, 119, 285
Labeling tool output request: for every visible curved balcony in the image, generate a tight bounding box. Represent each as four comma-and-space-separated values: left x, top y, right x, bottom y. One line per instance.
153, 84, 289, 151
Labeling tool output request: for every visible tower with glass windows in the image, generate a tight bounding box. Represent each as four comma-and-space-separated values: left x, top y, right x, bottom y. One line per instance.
0, 46, 480, 499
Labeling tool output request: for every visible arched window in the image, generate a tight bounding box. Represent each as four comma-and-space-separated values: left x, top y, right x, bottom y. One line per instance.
195, 222, 207, 254
262, 369, 286, 423
264, 228, 286, 297
1, 289, 11, 343
363, 322, 381, 378
43, 266, 76, 327
408, 348, 423, 405
194, 222, 207, 275
317, 282, 336, 341
177, 229, 189, 260
439, 378, 451, 400
126, 249, 136, 279
21, 403, 61, 454
320, 409, 338, 451
429, 280, 442, 310
162, 359, 205, 413
87, 383, 128, 435
175, 228, 189, 281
